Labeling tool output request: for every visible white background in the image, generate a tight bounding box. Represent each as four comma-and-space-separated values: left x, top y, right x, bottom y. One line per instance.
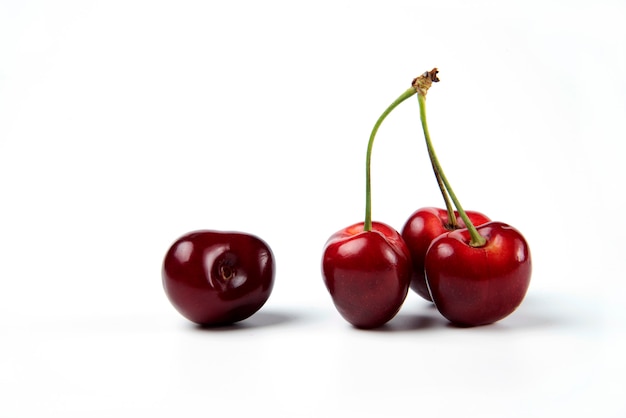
1, 1, 625, 417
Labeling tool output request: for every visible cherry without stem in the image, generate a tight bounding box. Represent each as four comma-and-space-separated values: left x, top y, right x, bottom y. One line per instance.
162, 230, 275, 326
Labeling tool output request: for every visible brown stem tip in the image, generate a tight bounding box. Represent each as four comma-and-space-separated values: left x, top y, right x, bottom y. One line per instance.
412, 68, 440, 96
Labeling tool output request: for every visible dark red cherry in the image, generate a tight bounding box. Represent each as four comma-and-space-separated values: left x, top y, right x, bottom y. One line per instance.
162, 230, 275, 326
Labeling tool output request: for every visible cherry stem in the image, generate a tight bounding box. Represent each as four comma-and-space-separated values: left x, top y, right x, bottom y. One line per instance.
414, 73, 486, 247
413, 69, 457, 229
364, 87, 417, 231
431, 152, 457, 229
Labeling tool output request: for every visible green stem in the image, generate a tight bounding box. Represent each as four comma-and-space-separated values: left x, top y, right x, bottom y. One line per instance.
364, 87, 417, 231
413, 69, 456, 229
430, 152, 457, 229
417, 93, 486, 247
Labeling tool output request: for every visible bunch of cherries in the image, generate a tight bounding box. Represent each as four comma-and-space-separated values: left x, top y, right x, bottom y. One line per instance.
161, 69, 532, 329
322, 69, 531, 328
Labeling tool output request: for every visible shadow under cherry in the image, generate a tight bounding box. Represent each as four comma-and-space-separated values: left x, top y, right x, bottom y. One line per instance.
191, 310, 298, 332
368, 312, 449, 332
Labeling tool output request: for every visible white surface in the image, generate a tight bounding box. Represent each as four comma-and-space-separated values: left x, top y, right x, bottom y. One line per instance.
1, 1, 625, 417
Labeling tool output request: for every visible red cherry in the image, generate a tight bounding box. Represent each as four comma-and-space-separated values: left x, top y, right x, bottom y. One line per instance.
322, 221, 411, 329
401, 207, 491, 301
162, 230, 275, 326
424, 221, 531, 326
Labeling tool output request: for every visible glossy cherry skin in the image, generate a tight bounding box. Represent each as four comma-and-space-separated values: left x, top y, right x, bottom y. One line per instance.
322, 221, 411, 329
424, 221, 531, 327
162, 230, 275, 326
402, 207, 491, 301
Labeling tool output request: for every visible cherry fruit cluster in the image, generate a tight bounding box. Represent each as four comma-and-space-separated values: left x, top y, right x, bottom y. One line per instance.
321, 69, 532, 328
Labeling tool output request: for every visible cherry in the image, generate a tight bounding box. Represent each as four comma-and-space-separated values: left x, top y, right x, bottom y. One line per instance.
401, 207, 490, 301
321, 88, 415, 329
413, 69, 532, 326
162, 230, 275, 326
425, 222, 531, 326
322, 222, 411, 329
